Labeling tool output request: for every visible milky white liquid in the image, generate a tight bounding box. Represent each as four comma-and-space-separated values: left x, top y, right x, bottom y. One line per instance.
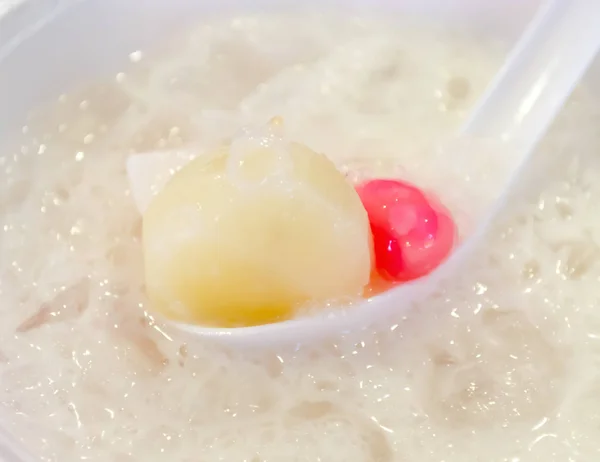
1, 12, 600, 462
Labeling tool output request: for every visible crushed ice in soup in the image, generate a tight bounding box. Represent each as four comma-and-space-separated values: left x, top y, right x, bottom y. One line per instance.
1, 12, 600, 462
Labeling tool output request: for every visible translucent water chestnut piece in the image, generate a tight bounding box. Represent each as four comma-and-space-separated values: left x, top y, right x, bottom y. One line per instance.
142, 118, 372, 328
356, 179, 456, 282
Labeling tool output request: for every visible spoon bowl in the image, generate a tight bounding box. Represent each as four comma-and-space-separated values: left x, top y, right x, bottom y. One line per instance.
127, 0, 600, 345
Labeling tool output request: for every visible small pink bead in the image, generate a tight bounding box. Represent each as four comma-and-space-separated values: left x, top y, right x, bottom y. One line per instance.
356, 179, 456, 282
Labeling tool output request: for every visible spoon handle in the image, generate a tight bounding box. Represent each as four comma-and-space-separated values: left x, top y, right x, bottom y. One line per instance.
462, 0, 600, 155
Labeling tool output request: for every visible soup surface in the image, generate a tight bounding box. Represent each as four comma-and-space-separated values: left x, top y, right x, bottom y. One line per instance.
1, 12, 600, 462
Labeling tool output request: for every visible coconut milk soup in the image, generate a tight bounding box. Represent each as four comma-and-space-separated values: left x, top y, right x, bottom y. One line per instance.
1, 12, 600, 462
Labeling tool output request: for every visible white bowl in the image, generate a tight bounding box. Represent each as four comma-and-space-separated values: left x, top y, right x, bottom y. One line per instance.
0, 0, 559, 458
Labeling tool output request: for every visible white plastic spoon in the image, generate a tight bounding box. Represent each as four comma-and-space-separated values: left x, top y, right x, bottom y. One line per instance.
127, 0, 600, 345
